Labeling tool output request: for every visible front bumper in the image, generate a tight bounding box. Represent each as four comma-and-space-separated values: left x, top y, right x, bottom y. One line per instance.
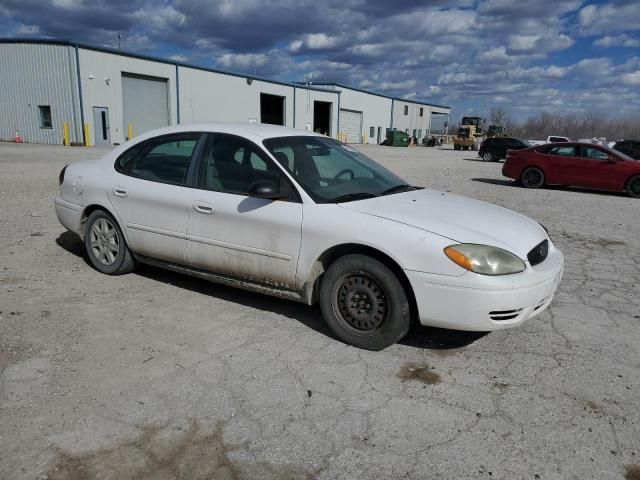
406, 246, 564, 331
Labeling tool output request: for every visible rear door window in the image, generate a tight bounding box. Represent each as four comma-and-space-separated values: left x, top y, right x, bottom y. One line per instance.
579, 146, 609, 160
547, 146, 576, 157
115, 134, 201, 186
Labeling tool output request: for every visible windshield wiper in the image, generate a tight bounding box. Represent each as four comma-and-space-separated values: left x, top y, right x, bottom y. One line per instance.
331, 192, 379, 203
380, 184, 419, 196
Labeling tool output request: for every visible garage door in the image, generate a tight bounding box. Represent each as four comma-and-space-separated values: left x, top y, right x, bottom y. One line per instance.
339, 109, 363, 144
122, 73, 169, 139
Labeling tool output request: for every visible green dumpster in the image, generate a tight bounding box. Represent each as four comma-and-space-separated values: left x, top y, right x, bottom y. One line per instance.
386, 130, 410, 147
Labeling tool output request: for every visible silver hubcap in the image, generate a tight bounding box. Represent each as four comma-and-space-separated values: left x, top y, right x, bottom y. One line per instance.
90, 218, 120, 266
484, 152, 492, 161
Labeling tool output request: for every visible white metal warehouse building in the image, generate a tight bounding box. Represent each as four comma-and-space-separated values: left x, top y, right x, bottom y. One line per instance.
0, 39, 450, 146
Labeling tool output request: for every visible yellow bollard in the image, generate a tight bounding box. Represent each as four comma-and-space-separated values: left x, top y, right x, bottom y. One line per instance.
127, 123, 133, 140
83, 122, 90, 146
62, 121, 69, 146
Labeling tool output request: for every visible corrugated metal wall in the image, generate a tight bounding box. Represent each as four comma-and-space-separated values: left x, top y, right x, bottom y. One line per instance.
0, 43, 81, 144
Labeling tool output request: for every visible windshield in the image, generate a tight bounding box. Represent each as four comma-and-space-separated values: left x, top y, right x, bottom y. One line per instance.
263, 136, 415, 203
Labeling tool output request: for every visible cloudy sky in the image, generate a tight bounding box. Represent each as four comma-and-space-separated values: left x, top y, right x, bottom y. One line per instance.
1, 0, 639, 120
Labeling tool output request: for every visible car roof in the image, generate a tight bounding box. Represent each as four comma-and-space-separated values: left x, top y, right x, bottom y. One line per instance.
131, 122, 324, 143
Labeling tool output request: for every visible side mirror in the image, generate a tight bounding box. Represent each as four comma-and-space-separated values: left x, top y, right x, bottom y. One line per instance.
248, 179, 281, 199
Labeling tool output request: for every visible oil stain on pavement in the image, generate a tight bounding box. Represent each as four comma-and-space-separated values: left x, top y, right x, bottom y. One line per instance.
48, 419, 318, 480
397, 363, 442, 385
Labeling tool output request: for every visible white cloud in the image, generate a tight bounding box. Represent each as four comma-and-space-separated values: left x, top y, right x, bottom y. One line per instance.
168, 53, 188, 62
578, 3, 640, 35
543, 65, 572, 78
51, 0, 82, 8
593, 34, 640, 48
509, 35, 540, 52
16, 24, 40, 34
621, 71, 640, 86
479, 46, 511, 62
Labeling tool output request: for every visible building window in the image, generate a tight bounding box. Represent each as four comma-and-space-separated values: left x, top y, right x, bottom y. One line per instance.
405, 128, 409, 134
369, 126, 375, 138
39, 106, 52, 129
418, 129, 422, 139
419, 108, 423, 117
403, 105, 408, 115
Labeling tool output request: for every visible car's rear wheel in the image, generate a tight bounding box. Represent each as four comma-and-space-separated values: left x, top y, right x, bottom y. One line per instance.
319, 254, 411, 351
520, 167, 545, 189
482, 151, 494, 162
84, 210, 135, 275
625, 175, 640, 198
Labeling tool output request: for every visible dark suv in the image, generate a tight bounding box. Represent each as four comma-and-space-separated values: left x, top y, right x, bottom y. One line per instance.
478, 137, 530, 162
613, 140, 640, 160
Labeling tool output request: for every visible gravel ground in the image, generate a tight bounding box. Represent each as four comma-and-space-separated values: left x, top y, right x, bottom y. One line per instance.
0, 141, 638, 480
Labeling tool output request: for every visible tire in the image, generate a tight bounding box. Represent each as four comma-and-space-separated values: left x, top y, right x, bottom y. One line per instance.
453, 144, 461, 151
625, 175, 640, 198
482, 151, 494, 162
520, 167, 545, 189
84, 210, 135, 275
319, 254, 411, 351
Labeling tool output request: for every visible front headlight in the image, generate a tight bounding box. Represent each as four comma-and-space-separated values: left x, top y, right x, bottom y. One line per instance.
444, 244, 525, 275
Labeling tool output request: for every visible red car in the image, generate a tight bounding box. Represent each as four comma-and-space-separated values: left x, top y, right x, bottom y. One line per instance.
502, 142, 640, 198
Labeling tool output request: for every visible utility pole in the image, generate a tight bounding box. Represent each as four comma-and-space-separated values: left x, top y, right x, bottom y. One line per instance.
118, 34, 122, 50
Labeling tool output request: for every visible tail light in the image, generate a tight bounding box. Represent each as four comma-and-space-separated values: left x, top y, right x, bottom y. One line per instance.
59, 165, 68, 185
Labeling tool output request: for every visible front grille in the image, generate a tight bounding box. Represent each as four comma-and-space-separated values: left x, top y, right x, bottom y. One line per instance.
489, 308, 524, 321
527, 239, 549, 266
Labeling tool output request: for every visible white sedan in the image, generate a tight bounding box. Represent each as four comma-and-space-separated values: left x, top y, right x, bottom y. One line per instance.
55, 123, 564, 350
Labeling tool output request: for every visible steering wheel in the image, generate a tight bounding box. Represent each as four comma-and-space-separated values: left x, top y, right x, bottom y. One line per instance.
330, 168, 355, 184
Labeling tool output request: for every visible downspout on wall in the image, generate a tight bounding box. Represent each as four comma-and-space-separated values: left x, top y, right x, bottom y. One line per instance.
390, 98, 394, 130
74, 44, 86, 145
175, 64, 180, 124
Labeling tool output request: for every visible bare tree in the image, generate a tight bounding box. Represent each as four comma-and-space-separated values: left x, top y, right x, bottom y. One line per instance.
489, 107, 509, 128
506, 110, 637, 141
583, 110, 607, 138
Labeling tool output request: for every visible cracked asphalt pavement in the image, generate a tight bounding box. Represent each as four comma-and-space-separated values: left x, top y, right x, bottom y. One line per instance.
1, 142, 638, 479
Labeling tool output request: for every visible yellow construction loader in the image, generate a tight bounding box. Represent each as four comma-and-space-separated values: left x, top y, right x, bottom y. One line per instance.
452, 116, 485, 151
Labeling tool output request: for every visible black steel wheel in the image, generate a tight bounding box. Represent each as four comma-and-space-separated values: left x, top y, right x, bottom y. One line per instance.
319, 254, 411, 350
520, 166, 545, 189
625, 175, 640, 198
335, 273, 388, 332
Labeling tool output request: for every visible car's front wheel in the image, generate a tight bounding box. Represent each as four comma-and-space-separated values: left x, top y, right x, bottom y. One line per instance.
520, 166, 545, 189
319, 254, 411, 351
625, 175, 640, 198
84, 210, 135, 275
482, 151, 495, 162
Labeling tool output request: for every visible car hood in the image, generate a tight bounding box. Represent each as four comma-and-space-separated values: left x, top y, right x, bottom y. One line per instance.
339, 189, 547, 259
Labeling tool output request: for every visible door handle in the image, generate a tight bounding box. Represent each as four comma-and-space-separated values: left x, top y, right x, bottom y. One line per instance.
193, 202, 214, 214
113, 187, 127, 197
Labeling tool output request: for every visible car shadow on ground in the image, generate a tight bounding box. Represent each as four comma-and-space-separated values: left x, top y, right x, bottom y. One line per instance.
56, 230, 488, 352
471, 178, 515, 187
463, 157, 497, 163
471, 179, 630, 198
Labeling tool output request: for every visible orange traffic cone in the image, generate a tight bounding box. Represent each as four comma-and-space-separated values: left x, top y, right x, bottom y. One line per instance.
14, 129, 22, 143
